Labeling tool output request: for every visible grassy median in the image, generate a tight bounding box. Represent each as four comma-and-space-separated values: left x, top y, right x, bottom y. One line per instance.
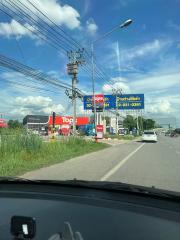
0, 129, 109, 176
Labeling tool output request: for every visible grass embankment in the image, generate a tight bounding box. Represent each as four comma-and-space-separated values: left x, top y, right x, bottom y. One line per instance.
0, 129, 109, 176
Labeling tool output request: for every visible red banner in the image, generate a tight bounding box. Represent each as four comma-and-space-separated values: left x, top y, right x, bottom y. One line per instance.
48, 116, 89, 126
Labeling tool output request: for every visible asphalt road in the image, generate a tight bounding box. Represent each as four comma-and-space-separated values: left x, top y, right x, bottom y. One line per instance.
22, 135, 180, 192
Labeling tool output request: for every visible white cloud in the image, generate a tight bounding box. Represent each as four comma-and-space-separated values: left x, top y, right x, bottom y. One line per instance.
122, 39, 169, 61
129, 72, 180, 92
86, 18, 98, 35
12, 96, 65, 116
3, 0, 80, 30
102, 39, 171, 74
168, 20, 180, 31
0, 19, 36, 39
32, 0, 81, 29
147, 99, 172, 114
15, 96, 52, 107
102, 77, 131, 93
0, 0, 81, 40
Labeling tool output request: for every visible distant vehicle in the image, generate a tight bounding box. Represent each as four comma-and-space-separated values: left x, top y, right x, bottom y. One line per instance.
142, 130, 157, 142
118, 128, 128, 136
170, 132, 178, 137
165, 131, 171, 136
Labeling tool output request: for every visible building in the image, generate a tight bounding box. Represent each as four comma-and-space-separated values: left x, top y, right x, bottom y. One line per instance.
23, 115, 49, 133
23, 115, 90, 135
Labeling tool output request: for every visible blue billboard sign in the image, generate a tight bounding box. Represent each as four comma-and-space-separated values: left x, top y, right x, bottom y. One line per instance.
117, 94, 144, 110
83, 94, 144, 110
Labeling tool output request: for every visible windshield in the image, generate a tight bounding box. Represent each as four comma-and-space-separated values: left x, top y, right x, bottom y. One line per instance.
0, 0, 180, 194
143, 131, 155, 135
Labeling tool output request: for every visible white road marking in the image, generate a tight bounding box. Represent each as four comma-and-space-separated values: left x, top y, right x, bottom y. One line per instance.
100, 143, 145, 181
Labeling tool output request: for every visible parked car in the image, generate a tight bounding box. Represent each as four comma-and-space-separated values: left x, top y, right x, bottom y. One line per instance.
170, 132, 178, 137
142, 130, 157, 142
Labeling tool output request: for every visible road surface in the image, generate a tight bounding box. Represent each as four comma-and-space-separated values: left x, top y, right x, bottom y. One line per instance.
22, 135, 180, 192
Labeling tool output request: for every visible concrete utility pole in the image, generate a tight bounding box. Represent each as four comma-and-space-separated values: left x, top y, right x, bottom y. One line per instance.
67, 49, 85, 136
112, 88, 122, 135
136, 111, 139, 135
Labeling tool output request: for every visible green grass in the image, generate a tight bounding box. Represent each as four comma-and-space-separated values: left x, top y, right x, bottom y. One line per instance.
0, 130, 109, 176
104, 133, 137, 140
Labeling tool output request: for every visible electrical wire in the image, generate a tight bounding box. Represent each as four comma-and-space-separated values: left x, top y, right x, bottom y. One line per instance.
0, 54, 86, 97
0, 1, 117, 95
0, 0, 110, 83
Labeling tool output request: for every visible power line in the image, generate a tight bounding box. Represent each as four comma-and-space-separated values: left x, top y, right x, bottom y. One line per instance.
0, 0, 110, 83
0, 0, 118, 94
0, 54, 86, 97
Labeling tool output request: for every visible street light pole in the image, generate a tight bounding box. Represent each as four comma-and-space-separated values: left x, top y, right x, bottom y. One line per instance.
91, 43, 97, 137
112, 88, 122, 135
91, 19, 133, 139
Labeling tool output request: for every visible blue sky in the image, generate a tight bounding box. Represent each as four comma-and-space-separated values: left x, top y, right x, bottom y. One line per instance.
0, 0, 180, 126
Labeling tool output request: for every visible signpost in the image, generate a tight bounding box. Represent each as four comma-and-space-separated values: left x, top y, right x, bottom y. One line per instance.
91, 94, 104, 113
96, 124, 104, 139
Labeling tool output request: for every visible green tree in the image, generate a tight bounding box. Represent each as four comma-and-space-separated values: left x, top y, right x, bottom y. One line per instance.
123, 115, 136, 130
8, 120, 23, 129
144, 119, 155, 130
102, 116, 110, 125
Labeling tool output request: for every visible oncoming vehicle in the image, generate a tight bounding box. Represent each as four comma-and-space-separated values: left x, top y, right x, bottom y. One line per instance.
142, 130, 158, 142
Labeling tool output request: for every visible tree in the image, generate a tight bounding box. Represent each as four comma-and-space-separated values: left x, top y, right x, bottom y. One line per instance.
8, 120, 23, 129
123, 115, 136, 130
102, 116, 110, 125
123, 115, 156, 131
144, 118, 155, 130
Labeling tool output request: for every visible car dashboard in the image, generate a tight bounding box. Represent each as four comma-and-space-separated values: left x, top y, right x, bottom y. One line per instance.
0, 181, 180, 239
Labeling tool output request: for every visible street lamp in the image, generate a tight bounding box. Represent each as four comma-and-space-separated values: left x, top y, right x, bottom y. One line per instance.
112, 88, 122, 135
91, 19, 133, 138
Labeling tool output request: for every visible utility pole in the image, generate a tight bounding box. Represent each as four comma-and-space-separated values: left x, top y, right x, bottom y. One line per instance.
112, 88, 122, 135
136, 111, 139, 135
67, 49, 85, 136
140, 110, 144, 133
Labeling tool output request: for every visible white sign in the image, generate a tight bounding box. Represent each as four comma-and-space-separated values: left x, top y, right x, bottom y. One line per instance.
97, 132, 103, 139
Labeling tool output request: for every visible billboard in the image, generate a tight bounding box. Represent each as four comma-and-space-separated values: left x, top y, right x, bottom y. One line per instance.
117, 94, 144, 110
83, 94, 144, 110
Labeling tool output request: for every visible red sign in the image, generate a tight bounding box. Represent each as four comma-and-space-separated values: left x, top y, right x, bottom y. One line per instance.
96, 124, 103, 132
0, 119, 7, 128
92, 94, 104, 104
48, 116, 89, 126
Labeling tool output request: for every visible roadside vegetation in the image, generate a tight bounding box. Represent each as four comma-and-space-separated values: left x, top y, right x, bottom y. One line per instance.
103, 134, 136, 140
0, 129, 109, 176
